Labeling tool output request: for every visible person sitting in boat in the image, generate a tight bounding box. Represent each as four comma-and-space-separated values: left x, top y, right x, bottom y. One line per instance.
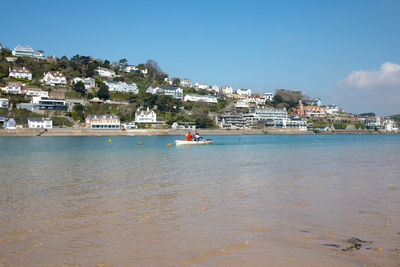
195, 132, 202, 141
186, 131, 193, 141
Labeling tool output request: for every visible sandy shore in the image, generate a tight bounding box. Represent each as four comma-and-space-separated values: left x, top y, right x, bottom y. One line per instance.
0, 128, 396, 136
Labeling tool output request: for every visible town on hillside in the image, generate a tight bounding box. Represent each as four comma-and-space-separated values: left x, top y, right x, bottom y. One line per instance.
0, 43, 398, 133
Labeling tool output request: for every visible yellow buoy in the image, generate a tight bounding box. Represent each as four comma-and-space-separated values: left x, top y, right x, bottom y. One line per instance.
138, 141, 143, 145
108, 139, 112, 142
167, 143, 172, 146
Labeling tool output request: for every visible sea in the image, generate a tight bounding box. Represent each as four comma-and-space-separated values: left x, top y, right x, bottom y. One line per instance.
0, 135, 399, 266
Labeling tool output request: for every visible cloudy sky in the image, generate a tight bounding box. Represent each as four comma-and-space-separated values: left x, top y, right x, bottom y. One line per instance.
1, 0, 399, 115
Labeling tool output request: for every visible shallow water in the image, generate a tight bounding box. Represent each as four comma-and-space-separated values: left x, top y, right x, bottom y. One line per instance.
0, 135, 399, 266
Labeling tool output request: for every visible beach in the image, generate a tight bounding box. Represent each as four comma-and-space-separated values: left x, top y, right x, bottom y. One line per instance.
0, 135, 399, 266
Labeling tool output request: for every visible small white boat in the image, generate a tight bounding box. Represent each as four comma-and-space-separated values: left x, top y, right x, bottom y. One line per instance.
175, 139, 213, 145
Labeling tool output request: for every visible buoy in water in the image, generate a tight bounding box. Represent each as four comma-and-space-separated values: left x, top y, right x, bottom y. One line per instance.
138, 141, 143, 145
108, 139, 112, 142
167, 143, 172, 146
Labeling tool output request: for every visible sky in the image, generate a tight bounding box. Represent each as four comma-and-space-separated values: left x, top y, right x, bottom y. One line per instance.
1, 0, 400, 115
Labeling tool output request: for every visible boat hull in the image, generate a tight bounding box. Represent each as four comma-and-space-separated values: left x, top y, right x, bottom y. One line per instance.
175, 139, 213, 145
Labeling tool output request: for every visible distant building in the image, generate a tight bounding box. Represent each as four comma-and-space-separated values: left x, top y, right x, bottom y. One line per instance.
25, 89, 49, 98
20, 97, 68, 111
194, 82, 208, 90
146, 86, 183, 99
0, 115, 16, 129
122, 65, 138, 73
383, 119, 398, 132
5, 82, 26, 94
49, 91, 65, 100
243, 108, 288, 124
325, 104, 340, 114
221, 85, 233, 95
135, 108, 157, 123
41, 72, 67, 86
235, 99, 250, 108
28, 117, 53, 129
12, 45, 44, 59
183, 94, 218, 103
85, 115, 120, 129
265, 92, 274, 101
165, 77, 192, 88
263, 116, 308, 130
0, 98, 9, 109
9, 67, 32, 80
104, 80, 138, 93
208, 85, 220, 94
296, 101, 326, 118
95, 67, 115, 78
236, 88, 252, 96
171, 122, 196, 130
72, 77, 96, 89
216, 114, 249, 129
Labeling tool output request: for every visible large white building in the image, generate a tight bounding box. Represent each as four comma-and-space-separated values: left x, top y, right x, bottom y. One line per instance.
72, 77, 95, 89
221, 85, 233, 95
41, 72, 67, 86
243, 108, 288, 123
9, 67, 32, 80
12, 45, 44, 59
28, 117, 53, 129
122, 65, 138, 73
236, 88, 252, 96
165, 77, 192, 88
104, 80, 138, 93
208, 85, 220, 94
95, 67, 115, 78
146, 86, 183, 99
184, 94, 218, 103
25, 89, 49, 98
135, 108, 157, 123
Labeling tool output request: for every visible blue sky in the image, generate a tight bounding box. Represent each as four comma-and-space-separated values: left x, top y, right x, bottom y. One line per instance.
2, 0, 400, 115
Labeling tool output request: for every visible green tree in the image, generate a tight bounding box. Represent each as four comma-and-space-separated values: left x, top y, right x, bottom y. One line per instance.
73, 81, 86, 97
72, 104, 85, 122
97, 82, 110, 100
172, 78, 180, 87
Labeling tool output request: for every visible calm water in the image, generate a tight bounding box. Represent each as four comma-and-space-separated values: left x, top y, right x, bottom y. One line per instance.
0, 135, 399, 266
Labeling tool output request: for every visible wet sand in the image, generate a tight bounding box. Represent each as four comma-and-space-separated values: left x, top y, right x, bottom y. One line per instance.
0, 135, 399, 266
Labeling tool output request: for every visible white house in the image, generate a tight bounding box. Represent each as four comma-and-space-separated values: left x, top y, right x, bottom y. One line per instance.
265, 92, 274, 101
122, 65, 138, 73
41, 72, 67, 86
95, 67, 115, 78
235, 99, 250, 108
146, 86, 183, 99
208, 85, 220, 94
25, 89, 49, 98
73, 77, 95, 89
104, 80, 138, 93
0, 98, 9, 109
28, 117, 53, 129
5, 82, 26, 94
194, 82, 208, 90
383, 119, 398, 132
221, 85, 233, 95
325, 104, 340, 114
184, 94, 218, 103
135, 108, 157, 123
236, 88, 252, 96
172, 122, 196, 130
165, 77, 192, 87
12, 45, 44, 59
9, 67, 32, 80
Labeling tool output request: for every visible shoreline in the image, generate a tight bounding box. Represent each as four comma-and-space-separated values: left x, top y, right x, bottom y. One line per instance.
0, 128, 397, 136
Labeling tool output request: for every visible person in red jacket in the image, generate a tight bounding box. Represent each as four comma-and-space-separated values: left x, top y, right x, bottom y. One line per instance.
186, 131, 193, 141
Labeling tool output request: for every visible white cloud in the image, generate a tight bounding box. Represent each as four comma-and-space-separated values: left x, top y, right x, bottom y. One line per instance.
333, 62, 400, 115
